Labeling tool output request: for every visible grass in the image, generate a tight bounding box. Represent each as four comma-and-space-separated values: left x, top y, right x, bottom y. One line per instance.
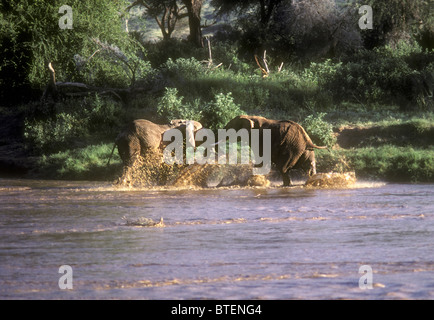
323, 103, 434, 128
316, 146, 434, 183
32, 143, 123, 181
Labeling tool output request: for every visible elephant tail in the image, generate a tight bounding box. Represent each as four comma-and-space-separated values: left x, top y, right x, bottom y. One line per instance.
296, 122, 329, 151
107, 142, 117, 166
308, 142, 328, 150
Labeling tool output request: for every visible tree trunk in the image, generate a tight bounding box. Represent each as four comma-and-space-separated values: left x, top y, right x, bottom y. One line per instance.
182, 0, 203, 47
259, 0, 280, 26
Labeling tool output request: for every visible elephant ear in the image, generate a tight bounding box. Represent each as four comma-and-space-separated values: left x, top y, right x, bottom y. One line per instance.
170, 119, 186, 127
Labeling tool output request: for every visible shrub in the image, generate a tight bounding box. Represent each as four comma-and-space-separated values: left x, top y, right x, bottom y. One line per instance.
201, 92, 244, 131
157, 87, 202, 122
24, 94, 123, 153
302, 59, 342, 87
161, 57, 205, 79
325, 46, 434, 110
302, 112, 336, 148
157, 88, 244, 130
24, 112, 86, 153
145, 38, 206, 67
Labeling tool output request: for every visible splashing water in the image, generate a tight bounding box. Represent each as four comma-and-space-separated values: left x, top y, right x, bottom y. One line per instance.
116, 151, 273, 189
115, 150, 360, 191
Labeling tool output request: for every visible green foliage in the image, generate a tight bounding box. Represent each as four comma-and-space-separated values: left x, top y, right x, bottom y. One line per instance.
326, 45, 434, 110
157, 87, 202, 122
346, 146, 434, 183
161, 57, 206, 79
201, 92, 244, 131
35, 143, 122, 180
316, 146, 434, 183
357, 0, 433, 49
24, 95, 123, 153
0, 0, 146, 96
145, 39, 206, 67
302, 113, 336, 148
157, 87, 243, 130
302, 59, 342, 87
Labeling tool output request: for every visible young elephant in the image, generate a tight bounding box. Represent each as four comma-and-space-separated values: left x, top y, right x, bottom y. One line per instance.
224, 115, 327, 186
109, 119, 202, 183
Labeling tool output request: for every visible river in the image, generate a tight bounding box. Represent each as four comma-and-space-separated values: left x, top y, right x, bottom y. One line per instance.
0, 178, 433, 299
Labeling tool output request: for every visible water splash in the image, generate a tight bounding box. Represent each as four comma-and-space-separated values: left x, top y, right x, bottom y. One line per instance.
305, 172, 356, 188
112, 152, 387, 191
115, 154, 272, 189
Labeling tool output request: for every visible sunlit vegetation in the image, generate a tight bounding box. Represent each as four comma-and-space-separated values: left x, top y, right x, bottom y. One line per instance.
1, 0, 432, 182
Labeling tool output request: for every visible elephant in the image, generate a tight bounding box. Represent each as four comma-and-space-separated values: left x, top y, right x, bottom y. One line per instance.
223, 115, 327, 186
108, 118, 202, 184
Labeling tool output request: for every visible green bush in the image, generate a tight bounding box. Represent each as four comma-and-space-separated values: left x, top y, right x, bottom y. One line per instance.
24, 94, 123, 153
157, 87, 202, 122
157, 88, 244, 130
302, 113, 336, 148
145, 38, 206, 68
315, 146, 434, 183
302, 59, 342, 87
325, 45, 434, 110
161, 57, 206, 79
345, 146, 434, 182
24, 112, 86, 153
0, 0, 143, 93
201, 92, 244, 131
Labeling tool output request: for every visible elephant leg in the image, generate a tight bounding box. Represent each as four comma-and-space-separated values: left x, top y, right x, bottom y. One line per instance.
310, 157, 317, 175
115, 165, 132, 186
305, 151, 317, 176
278, 150, 303, 186
281, 169, 292, 186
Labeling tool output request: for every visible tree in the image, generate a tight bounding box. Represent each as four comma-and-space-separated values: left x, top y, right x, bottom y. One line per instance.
0, 0, 145, 105
127, 0, 189, 40
271, 0, 361, 60
213, 0, 361, 61
356, 0, 433, 49
212, 0, 283, 26
182, 0, 204, 47
129, 0, 204, 47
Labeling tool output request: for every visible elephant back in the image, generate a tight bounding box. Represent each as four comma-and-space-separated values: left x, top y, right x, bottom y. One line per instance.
132, 119, 171, 150
280, 120, 320, 150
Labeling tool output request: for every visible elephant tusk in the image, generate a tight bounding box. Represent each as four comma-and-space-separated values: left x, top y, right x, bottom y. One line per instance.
211, 139, 225, 146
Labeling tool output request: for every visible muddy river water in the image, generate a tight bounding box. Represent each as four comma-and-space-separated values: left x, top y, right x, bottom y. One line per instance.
0, 178, 433, 299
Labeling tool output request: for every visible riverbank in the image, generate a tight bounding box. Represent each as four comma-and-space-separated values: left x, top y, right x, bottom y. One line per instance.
1, 107, 433, 183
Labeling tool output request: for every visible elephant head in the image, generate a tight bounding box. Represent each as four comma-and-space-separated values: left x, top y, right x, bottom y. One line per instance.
224, 115, 327, 186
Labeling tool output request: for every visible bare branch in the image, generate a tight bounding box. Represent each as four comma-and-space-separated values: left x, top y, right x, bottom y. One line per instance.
201, 20, 218, 29
206, 37, 213, 67
254, 54, 268, 78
